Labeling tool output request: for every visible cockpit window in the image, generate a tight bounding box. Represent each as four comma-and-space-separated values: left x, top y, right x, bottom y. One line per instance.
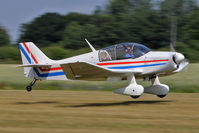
116, 43, 133, 60
133, 45, 150, 58
99, 43, 151, 62
99, 45, 116, 61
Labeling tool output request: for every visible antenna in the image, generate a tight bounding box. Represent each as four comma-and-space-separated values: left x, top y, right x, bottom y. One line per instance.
85, 38, 96, 52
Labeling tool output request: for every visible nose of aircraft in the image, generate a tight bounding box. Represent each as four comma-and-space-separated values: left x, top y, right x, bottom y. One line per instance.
173, 52, 185, 65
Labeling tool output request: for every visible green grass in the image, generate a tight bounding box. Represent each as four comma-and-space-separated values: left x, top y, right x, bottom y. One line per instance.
0, 90, 199, 133
0, 64, 198, 92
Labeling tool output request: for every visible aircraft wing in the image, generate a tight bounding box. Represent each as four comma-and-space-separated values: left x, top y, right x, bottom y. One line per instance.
60, 62, 142, 81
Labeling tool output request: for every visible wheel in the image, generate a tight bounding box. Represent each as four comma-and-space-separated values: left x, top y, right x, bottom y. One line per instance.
130, 95, 140, 99
157, 95, 166, 98
26, 86, 32, 92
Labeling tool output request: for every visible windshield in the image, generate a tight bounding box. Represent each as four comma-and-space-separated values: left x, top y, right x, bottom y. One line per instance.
99, 43, 151, 62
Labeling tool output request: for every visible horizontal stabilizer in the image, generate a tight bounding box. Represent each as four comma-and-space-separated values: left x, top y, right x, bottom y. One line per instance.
17, 64, 52, 67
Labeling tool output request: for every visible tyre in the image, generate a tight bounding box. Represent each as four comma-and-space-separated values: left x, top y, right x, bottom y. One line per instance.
130, 95, 140, 99
157, 95, 166, 98
26, 86, 32, 92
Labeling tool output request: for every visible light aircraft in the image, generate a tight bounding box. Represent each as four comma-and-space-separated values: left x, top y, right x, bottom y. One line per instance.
18, 39, 188, 99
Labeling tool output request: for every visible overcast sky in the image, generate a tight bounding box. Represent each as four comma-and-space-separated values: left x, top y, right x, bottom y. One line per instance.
0, 0, 108, 42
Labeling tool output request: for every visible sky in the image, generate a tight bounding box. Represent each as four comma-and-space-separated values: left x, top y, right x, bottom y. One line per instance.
0, 0, 108, 42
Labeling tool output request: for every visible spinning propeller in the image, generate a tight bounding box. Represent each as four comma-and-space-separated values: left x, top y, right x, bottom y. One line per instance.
171, 45, 189, 72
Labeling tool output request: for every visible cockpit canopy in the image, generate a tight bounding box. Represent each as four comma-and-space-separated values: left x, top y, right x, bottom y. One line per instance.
99, 43, 151, 62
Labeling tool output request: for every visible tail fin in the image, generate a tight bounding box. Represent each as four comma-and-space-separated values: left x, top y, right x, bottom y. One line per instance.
19, 42, 52, 78
19, 42, 52, 65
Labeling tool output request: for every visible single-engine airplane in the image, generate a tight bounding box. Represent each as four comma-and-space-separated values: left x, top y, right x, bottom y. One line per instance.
18, 39, 188, 99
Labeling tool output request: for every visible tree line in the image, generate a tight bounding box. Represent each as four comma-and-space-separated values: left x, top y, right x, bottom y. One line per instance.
0, 0, 199, 62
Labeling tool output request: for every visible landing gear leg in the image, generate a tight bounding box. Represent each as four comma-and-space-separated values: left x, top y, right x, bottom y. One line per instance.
144, 75, 169, 98
114, 74, 144, 98
26, 79, 37, 92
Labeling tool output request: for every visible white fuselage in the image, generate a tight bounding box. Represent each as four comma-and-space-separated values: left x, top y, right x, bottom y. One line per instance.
18, 42, 188, 96
40, 51, 178, 81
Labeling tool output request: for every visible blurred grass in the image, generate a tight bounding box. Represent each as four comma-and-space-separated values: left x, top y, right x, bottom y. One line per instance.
0, 90, 199, 133
0, 64, 198, 92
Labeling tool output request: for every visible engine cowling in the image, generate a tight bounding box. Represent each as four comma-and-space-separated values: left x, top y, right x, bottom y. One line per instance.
144, 84, 169, 96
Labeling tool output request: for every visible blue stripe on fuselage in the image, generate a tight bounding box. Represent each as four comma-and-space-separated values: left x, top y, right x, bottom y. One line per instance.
108, 63, 167, 69
33, 68, 65, 77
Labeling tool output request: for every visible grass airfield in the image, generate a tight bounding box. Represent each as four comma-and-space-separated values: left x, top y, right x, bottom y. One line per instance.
0, 90, 199, 133
0, 64, 199, 133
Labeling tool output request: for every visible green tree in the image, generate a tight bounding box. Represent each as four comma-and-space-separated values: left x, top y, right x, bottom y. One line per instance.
160, 0, 197, 49
0, 25, 10, 46
0, 46, 19, 60
42, 46, 68, 60
19, 13, 65, 47
183, 9, 199, 41
90, 15, 121, 47
105, 0, 130, 15
62, 22, 98, 49
161, 0, 197, 16
101, 0, 170, 48
64, 13, 91, 26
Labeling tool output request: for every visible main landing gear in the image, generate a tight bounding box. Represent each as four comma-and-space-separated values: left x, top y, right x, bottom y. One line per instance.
26, 79, 37, 92
114, 74, 169, 99
144, 75, 169, 98
114, 74, 144, 98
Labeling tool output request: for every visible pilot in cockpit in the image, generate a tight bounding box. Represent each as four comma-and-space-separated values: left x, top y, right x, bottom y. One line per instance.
125, 46, 135, 58
125, 46, 132, 58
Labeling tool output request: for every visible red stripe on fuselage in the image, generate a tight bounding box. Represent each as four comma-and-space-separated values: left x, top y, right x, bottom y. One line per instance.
38, 67, 62, 72
97, 59, 169, 66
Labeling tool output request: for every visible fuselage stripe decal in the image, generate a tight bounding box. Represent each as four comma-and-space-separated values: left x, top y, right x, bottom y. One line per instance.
108, 63, 167, 69
31, 53, 38, 64
19, 44, 31, 64
97, 59, 169, 66
22, 42, 38, 64
38, 67, 62, 72
22, 42, 31, 53
34, 68, 65, 77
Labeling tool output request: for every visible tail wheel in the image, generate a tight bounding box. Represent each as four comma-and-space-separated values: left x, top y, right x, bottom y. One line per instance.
26, 79, 37, 92
26, 86, 32, 92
